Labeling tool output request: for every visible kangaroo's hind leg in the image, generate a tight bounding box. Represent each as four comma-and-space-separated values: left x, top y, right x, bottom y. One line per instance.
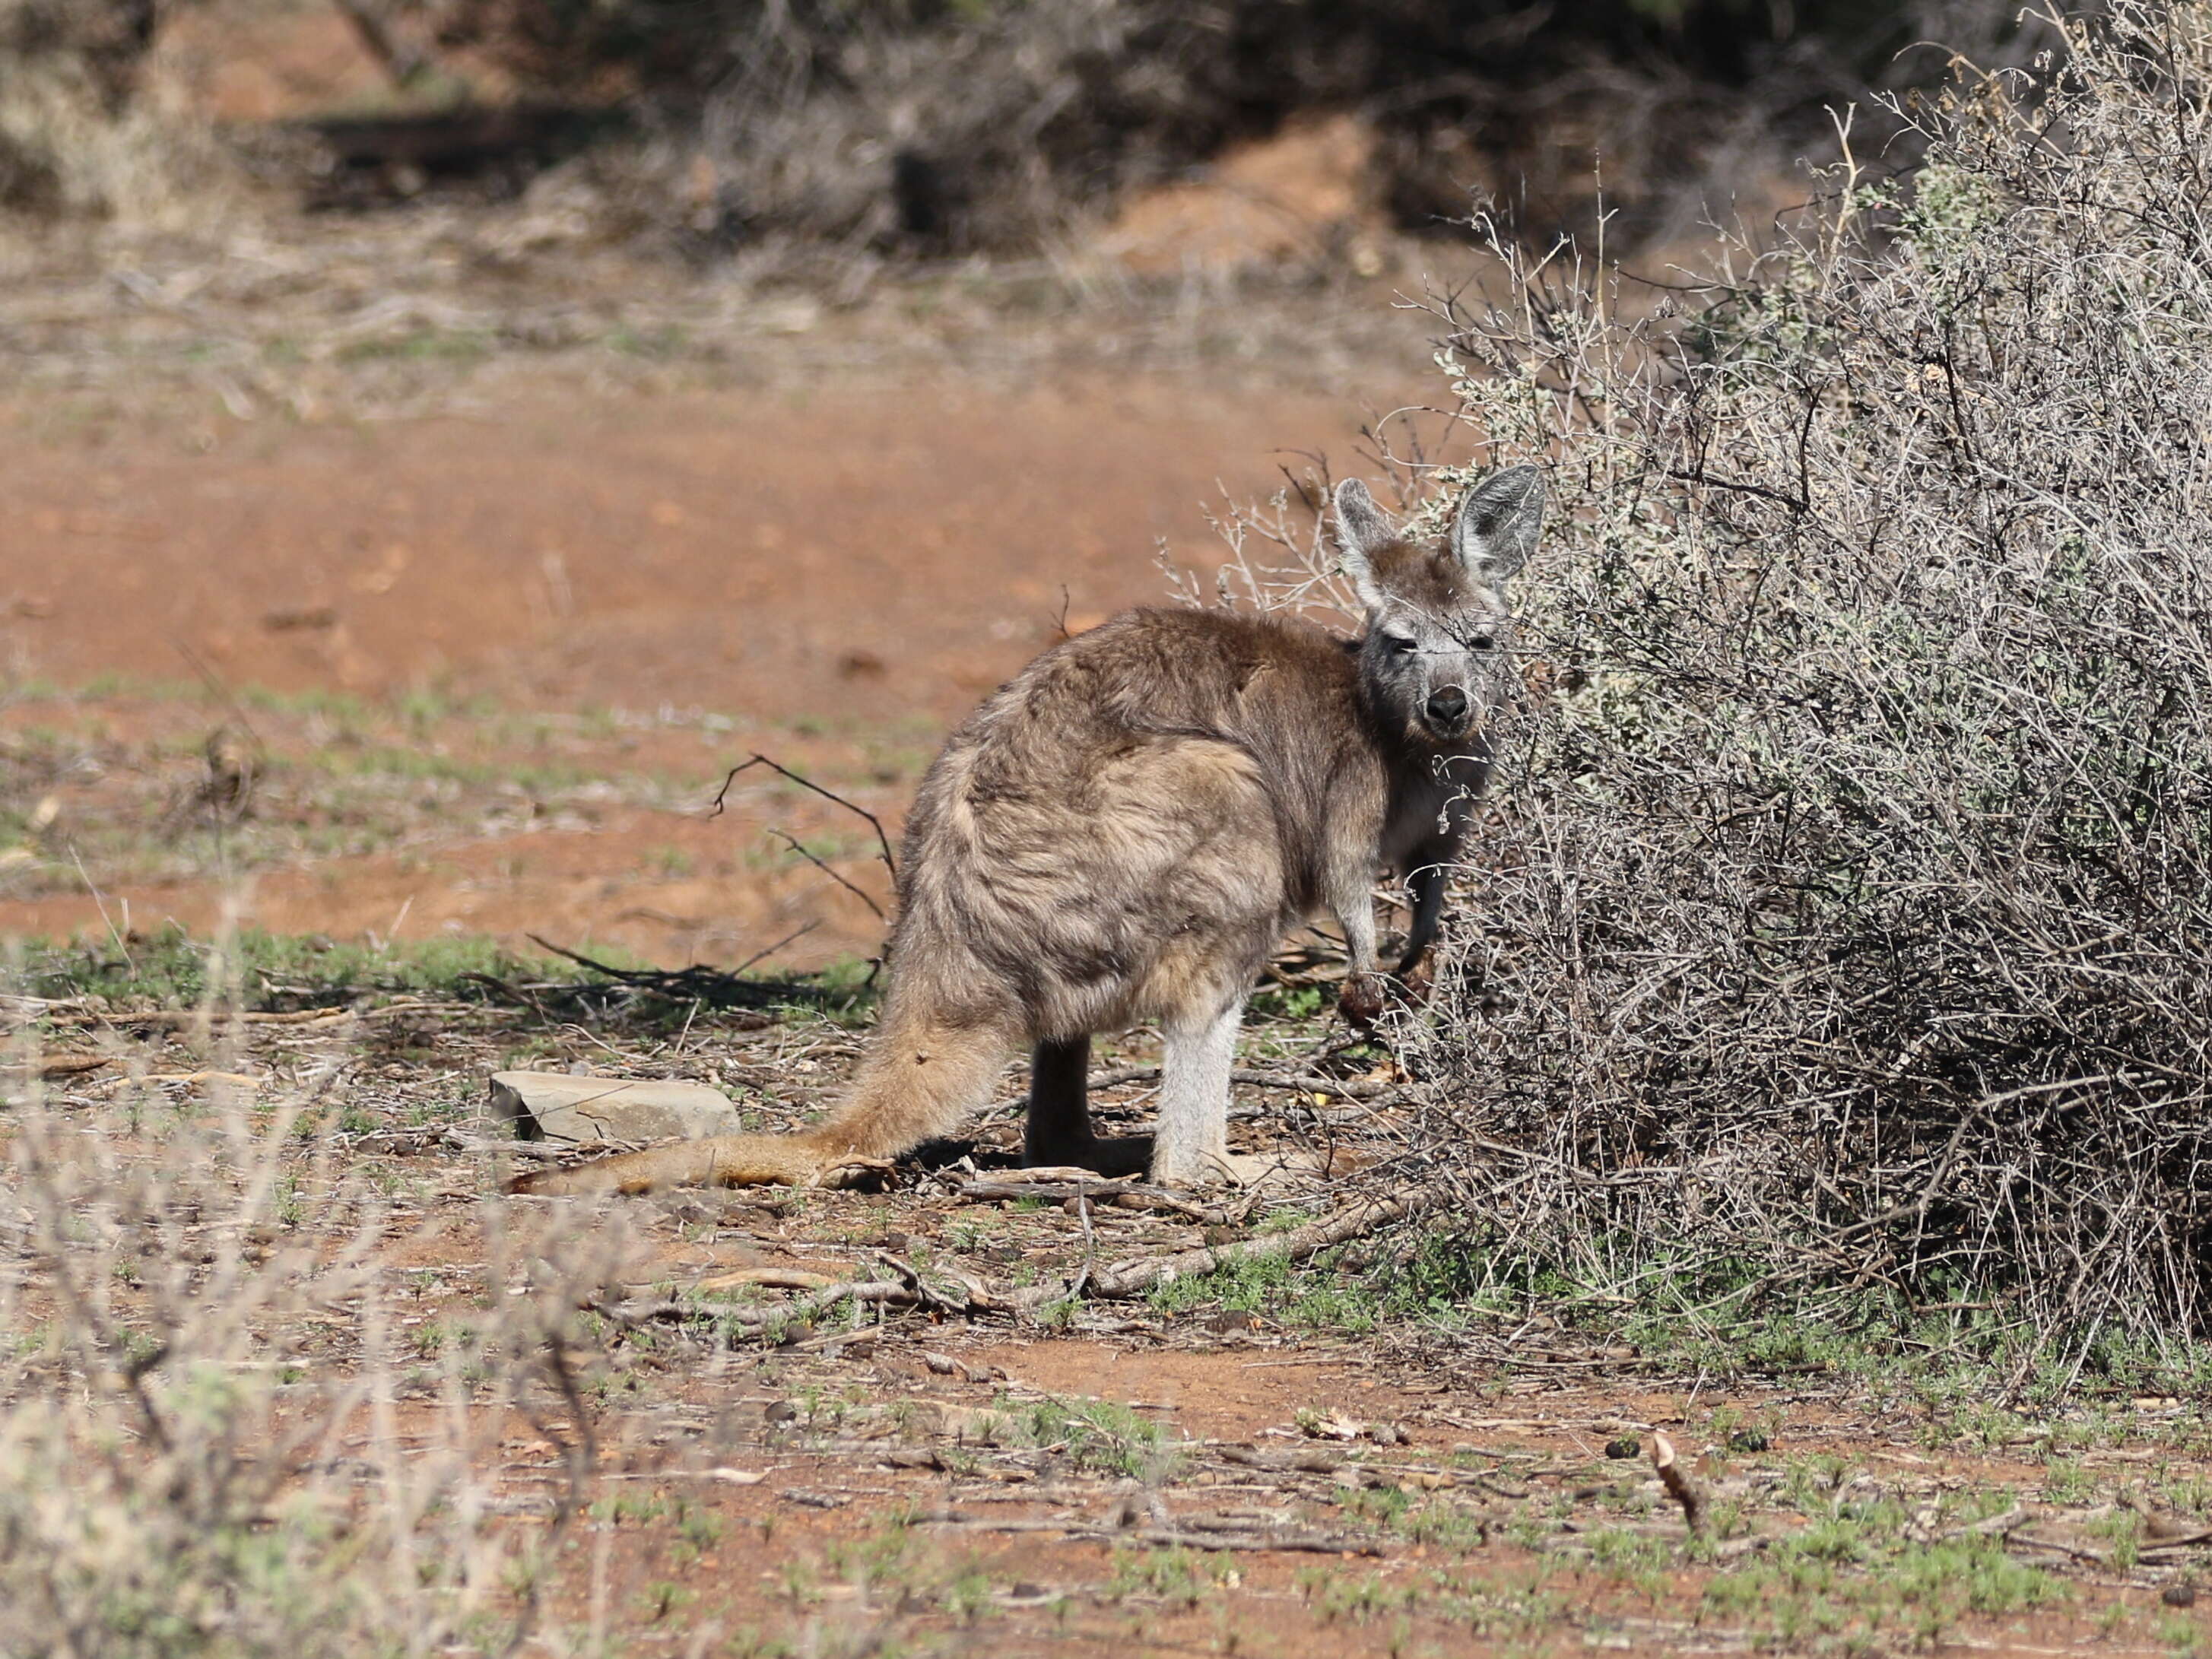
1150, 999, 1317, 1189
1149, 1001, 1243, 1187
1023, 1036, 1150, 1176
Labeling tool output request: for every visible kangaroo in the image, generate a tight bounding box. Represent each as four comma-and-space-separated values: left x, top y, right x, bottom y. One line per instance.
514, 466, 1543, 1197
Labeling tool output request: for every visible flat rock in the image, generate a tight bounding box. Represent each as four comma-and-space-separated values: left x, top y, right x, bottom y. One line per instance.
490, 1071, 741, 1144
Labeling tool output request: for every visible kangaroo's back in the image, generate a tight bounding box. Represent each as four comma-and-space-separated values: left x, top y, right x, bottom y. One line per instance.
901, 607, 1372, 909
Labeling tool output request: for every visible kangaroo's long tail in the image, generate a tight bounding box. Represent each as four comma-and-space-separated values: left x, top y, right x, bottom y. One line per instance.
509, 1007, 1009, 1196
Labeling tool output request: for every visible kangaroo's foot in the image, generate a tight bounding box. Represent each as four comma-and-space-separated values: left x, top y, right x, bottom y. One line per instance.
1211, 1149, 1327, 1188
509, 1134, 893, 1197
1152, 1147, 1326, 1191
1021, 1131, 1154, 1179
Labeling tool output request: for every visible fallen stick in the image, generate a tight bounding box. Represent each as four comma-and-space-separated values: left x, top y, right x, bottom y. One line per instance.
27, 998, 478, 1030
2004, 1530, 2112, 1565
957, 1178, 1227, 1223
1218, 1445, 1346, 1474
605, 1251, 986, 1331
1955, 1503, 2029, 1539
598, 1278, 917, 1328
2, 1055, 110, 1080
695, 1267, 840, 1293
913, 1508, 1385, 1556
1014, 1182, 1442, 1309
979, 1167, 1140, 1185
65, 1007, 351, 1029
2137, 1526, 2212, 1552
448, 1133, 619, 1161
1126, 1526, 1385, 1556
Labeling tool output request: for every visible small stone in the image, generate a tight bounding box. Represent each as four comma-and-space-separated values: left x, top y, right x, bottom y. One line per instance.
490, 1071, 742, 1144
1728, 1429, 1772, 1453
2163, 1584, 2198, 1607
1604, 1437, 1642, 1460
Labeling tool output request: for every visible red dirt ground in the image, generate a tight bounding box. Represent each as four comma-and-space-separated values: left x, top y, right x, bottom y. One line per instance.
2, 374, 1412, 721
0, 368, 1438, 963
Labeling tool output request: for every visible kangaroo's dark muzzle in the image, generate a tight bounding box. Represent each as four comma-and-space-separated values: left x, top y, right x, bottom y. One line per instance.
1424, 685, 1470, 733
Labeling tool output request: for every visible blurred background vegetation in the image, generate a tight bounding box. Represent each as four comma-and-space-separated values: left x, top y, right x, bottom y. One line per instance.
2, 0, 2042, 258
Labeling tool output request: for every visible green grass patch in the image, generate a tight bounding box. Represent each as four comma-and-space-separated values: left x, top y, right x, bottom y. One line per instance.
1697, 1516, 2057, 1646
1146, 1238, 1381, 1331
8, 925, 602, 1011
1004, 1395, 1179, 1480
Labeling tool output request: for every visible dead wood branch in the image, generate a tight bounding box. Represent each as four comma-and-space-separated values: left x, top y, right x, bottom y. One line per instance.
2137, 1527, 2212, 1552
709, 753, 898, 883
1126, 1526, 1385, 1556
956, 1176, 1227, 1223
441, 1133, 579, 1160
913, 1507, 1384, 1556
595, 1278, 916, 1329
2004, 1531, 2114, 1566
695, 1267, 839, 1293
2, 1056, 110, 1081
1217, 1445, 1347, 1474
1014, 1181, 1442, 1308
765, 827, 887, 921
602, 1250, 989, 1331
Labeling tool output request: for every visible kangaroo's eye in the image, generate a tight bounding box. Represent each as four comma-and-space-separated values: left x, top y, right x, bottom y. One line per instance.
1470, 633, 1496, 652
1383, 635, 1418, 655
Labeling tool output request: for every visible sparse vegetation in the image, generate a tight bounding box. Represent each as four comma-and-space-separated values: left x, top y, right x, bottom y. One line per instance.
16, 922, 589, 1009
387, 0, 2040, 258
0, 1053, 633, 1655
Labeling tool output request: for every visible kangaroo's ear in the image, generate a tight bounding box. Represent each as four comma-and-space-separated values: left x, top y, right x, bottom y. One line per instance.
1450, 465, 1546, 583
1333, 477, 1395, 608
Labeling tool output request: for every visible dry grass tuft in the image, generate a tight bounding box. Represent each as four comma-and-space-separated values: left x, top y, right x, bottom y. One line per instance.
0, 953, 633, 1654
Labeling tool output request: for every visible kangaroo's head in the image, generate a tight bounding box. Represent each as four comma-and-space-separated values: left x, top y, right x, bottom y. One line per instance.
1334, 466, 1545, 747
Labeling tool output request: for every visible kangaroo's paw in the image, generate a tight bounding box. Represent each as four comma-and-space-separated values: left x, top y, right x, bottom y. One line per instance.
1338, 970, 1388, 1029
1395, 954, 1437, 1005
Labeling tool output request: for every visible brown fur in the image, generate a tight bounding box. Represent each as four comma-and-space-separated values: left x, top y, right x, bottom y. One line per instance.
514, 468, 1544, 1195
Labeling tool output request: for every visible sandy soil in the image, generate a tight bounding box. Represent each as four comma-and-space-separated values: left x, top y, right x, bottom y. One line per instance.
0, 364, 1440, 966
2, 373, 1411, 720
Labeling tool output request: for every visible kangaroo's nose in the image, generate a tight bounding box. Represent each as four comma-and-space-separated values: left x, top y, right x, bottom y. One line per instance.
1426, 685, 1469, 726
